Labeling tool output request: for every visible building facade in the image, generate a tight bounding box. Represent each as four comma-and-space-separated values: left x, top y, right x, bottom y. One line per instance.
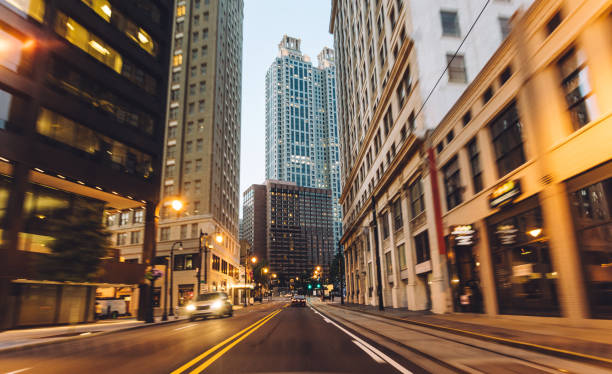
265, 36, 342, 246
331, 0, 531, 313
0, 0, 173, 328
108, 0, 244, 311
431, 0, 612, 321
242, 183, 267, 261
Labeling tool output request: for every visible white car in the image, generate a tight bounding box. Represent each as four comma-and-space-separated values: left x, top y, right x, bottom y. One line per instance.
185, 292, 233, 321
96, 299, 128, 319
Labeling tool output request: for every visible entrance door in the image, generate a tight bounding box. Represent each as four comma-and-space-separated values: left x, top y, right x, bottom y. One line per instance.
453, 245, 484, 313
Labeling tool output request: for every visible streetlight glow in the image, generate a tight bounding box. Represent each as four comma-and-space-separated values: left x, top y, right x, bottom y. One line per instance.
251, 256, 258, 264
171, 199, 183, 211
272, 273, 277, 278
316, 266, 321, 271
215, 234, 223, 243
263, 267, 269, 274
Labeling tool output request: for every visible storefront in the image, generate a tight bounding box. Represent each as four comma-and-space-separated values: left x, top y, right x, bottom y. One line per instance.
448, 225, 483, 313
487, 195, 560, 316
567, 161, 612, 318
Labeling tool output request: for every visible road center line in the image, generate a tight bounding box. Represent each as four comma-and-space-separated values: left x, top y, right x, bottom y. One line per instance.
188, 309, 282, 373
311, 305, 414, 374
171, 309, 281, 374
352, 339, 385, 363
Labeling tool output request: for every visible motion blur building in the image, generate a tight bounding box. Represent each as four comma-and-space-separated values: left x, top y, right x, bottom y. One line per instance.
107, 0, 244, 310
0, 0, 173, 328
330, 0, 531, 313
242, 183, 267, 261
242, 181, 334, 284
265, 35, 342, 246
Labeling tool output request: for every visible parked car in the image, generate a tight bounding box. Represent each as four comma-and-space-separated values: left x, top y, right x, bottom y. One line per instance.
96, 299, 128, 319
291, 295, 306, 307
185, 292, 233, 321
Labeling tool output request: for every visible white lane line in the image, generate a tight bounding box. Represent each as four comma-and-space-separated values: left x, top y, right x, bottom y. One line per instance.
312, 307, 414, 374
5, 368, 31, 374
173, 324, 197, 331
353, 339, 386, 363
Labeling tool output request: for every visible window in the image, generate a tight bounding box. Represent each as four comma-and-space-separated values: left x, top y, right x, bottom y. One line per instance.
383, 108, 393, 136
190, 66, 197, 77
167, 144, 176, 159
396, 65, 412, 108
191, 223, 198, 238
130, 231, 140, 244
188, 103, 194, 114
201, 63, 207, 75
174, 37, 183, 51
176, 5, 185, 17
195, 0, 200, 9
165, 164, 175, 177
0, 88, 26, 130
409, 177, 425, 218
462, 110, 472, 127
392, 198, 403, 231
0, 25, 35, 74
414, 231, 431, 263
447, 54, 467, 83
381, 212, 390, 239
558, 49, 596, 130
175, 21, 184, 33
483, 86, 493, 104
196, 139, 203, 151
385, 251, 393, 276
436, 142, 444, 154
173, 54, 182, 67
499, 66, 512, 85
204, 12, 209, 21
187, 122, 194, 134
212, 254, 220, 271
221, 260, 228, 275
193, 32, 199, 42
441, 11, 460, 36
184, 181, 191, 193
195, 158, 202, 171
186, 141, 193, 153
446, 130, 455, 144
3, 0, 45, 22
180, 224, 187, 239
133, 209, 144, 224
194, 15, 199, 25
398, 243, 407, 270
195, 180, 201, 194
199, 81, 206, 94
499, 16, 511, 39
167, 126, 177, 139
184, 161, 192, 174
202, 29, 208, 40
202, 46, 208, 56
189, 84, 195, 96
160, 227, 170, 241
467, 138, 483, 193
489, 102, 526, 177
172, 71, 180, 83
116, 232, 127, 245
443, 156, 462, 210
174, 254, 194, 270
198, 100, 205, 112
546, 11, 561, 35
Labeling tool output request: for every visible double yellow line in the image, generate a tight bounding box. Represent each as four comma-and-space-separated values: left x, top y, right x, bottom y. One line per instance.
171, 308, 282, 374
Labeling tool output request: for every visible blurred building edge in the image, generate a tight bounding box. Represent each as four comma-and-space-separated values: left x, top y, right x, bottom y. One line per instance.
336, 0, 612, 322
0, 0, 173, 329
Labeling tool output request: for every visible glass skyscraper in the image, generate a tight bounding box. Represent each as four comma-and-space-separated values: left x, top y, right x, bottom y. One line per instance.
265, 35, 342, 246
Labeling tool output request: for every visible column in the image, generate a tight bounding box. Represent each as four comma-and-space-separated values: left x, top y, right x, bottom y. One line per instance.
386, 203, 402, 308
400, 188, 418, 310
475, 219, 498, 316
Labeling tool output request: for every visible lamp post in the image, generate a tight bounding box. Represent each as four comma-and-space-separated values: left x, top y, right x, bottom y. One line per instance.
141, 196, 184, 323
197, 231, 223, 295
338, 243, 345, 305
245, 255, 257, 307
165, 241, 183, 319
371, 197, 385, 311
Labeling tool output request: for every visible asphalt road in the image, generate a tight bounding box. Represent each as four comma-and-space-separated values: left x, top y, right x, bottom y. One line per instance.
0, 299, 418, 374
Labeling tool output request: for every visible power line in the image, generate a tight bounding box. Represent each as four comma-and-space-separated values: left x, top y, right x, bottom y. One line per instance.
413, 0, 491, 122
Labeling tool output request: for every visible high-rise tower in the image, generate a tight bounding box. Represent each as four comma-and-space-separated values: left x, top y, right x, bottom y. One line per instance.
265, 35, 342, 246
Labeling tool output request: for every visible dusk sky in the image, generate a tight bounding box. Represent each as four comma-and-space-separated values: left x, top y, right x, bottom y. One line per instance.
239, 0, 334, 216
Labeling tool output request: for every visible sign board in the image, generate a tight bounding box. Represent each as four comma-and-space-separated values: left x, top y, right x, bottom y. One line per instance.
495, 224, 518, 245
489, 179, 521, 209
450, 225, 476, 246
512, 263, 533, 277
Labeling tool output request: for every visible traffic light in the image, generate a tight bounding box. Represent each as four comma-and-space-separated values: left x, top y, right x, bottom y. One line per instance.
307, 284, 312, 290
316, 283, 321, 289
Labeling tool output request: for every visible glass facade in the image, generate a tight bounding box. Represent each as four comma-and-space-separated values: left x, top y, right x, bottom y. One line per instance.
569, 174, 612, 318
1, 0, 45, 23
0, 88, 27, 131
0, 23, 34, 74
488, 198, 559, 316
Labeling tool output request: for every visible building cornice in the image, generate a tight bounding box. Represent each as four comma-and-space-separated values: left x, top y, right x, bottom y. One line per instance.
329, 0, 338, 34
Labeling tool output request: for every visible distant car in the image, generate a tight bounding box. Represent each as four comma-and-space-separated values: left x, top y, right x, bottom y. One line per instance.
96, 299, 128, 319
291, 295, 306, 307
185, 292, 233, 320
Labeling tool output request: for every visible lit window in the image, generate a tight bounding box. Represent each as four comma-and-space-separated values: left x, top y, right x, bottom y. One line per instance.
3, 0, 45, 22
173, 54, 183, 67
176, 5, 186, 17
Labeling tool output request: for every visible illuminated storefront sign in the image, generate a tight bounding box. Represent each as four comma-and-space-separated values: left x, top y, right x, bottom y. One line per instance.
450, 225, 476, 246
489, 179, 521, 208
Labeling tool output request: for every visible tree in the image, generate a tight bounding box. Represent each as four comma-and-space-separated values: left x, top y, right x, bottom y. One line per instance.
39, 200, 111, 282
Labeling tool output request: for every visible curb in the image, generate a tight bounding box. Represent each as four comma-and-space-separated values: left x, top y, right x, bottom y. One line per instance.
328, 303, 612, 368
0, 318, 186, 354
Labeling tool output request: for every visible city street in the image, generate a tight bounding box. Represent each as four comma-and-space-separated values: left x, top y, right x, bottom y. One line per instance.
1, 298, 610, 374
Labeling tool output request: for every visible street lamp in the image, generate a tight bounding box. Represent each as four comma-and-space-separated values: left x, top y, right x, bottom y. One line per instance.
166, 241, 183, 319
244, 255, 257, 307
197, 230, 222, 295
142, 196, 184, 323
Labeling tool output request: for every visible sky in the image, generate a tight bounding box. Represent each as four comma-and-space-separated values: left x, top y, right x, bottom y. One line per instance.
239, 0, 334, 216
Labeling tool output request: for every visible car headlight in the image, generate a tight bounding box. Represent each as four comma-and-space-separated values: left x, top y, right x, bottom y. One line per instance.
186, 304, 196, 311
211, 300, 223, 309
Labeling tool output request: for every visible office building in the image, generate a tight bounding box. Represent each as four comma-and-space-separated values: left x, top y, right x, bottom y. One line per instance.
242, 183, 267, 261
331, 0, 531, 312
265, 36, 342, 246
0, 0, 173, 328
108, 0, 244, 309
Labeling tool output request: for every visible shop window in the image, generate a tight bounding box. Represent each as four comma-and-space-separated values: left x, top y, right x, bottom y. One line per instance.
558, 48, 596, 130
381, 212, 390, 239
221, 260, 228, 274
414, 231, 431, 264
152, 287, 161, 307
489, 102, 525, 177
174, 254, 195, 271
467, 138, 483, 193
178, 284, 194, 306
385, 251, 393, 275
212, 254, 220, 271
398, 243, 407, 270
443, 156, 462, 210
409, 177, 425, 218
569, 176, 612, 317
392, 198, 403, 231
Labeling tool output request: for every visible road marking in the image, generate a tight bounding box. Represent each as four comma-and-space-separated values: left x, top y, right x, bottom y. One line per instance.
173, 324, 197, 331
188, 309, 282, 373
171, 309, 281, 374
352, 339, 386, 363
4, 368, 31, 374
311, 306, 414, 374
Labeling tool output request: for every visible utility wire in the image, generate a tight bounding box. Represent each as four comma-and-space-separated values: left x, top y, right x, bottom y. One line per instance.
413, 0, 491, 122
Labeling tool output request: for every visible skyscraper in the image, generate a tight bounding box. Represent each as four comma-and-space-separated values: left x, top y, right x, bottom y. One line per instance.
109, 0, 244, 307
265, 36, 342, 246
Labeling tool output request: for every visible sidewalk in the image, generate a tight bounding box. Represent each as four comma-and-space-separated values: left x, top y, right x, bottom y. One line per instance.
0, 316, 186, 353
325, 300, 612, 363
